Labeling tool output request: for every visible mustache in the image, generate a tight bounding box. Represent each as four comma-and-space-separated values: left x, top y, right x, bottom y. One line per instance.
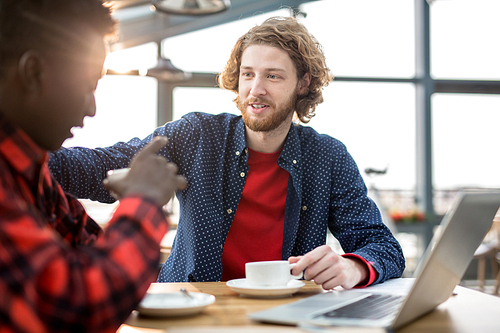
243, 98, 276, 108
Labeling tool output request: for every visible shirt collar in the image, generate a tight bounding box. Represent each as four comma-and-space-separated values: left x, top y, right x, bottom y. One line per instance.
232, 117, 248, 160
232, 117, 302, 166
280, 123, 302, 167
0, 111, 48, 182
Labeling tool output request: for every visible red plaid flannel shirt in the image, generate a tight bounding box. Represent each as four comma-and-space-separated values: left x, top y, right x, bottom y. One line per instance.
0, 112, 169, 333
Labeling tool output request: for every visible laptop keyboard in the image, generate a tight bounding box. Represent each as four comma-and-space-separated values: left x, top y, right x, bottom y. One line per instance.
316, 294, 404, 320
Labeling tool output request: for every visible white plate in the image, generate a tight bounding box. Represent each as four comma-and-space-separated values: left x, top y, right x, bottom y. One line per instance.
136, 291, 215, 317
226, 278, 305, 298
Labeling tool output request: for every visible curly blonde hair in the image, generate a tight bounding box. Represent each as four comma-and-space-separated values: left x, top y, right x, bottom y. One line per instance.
218, 16, 333, 123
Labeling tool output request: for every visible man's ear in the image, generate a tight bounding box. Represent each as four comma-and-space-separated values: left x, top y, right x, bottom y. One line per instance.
17, 50, 44, 93
298, 72, 311, 95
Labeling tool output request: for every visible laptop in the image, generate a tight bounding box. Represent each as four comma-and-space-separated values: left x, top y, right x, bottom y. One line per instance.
248, 191, 500, 330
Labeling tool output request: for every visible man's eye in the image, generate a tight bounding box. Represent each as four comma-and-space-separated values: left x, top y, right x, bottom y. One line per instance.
268, 74, 278, 79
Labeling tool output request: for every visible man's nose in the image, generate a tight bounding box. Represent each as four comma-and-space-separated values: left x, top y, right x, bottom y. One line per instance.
87, 95, 97, 118
249, 77, 267, 97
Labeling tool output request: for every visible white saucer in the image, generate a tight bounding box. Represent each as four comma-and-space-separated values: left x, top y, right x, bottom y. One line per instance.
226, 278, 305, 298
136, 291, 215, 317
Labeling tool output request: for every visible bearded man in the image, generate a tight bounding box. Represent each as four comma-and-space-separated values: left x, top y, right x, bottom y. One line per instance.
49, 17, 405, 290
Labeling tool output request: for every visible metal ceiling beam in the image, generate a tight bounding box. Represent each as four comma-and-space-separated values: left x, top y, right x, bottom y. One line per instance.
157, 72, 219, 125
110, 0, 317, 50
108, 0, 151, 10
434, 80, 500, 94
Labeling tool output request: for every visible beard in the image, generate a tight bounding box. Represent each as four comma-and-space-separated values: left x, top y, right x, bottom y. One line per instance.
237, 92, 297, 132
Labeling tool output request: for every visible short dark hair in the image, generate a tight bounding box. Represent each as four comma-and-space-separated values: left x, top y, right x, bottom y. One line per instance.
218, 17, 333, 123
0, 0, 116, 73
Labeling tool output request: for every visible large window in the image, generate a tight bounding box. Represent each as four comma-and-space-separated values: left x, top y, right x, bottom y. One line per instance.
169, 1, 417, 190
312, 82, 416, 190
429, 0, 500, 212
69, 0, 499, 213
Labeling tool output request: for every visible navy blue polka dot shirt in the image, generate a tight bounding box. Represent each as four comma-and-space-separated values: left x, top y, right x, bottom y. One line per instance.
49, 112, 405, 284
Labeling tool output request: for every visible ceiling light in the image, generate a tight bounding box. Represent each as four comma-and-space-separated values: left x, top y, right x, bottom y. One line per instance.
152, 0, 231, 16
147, 57, 192, 81
106, 57, 191, 82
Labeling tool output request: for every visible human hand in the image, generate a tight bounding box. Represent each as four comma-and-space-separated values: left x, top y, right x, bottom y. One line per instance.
289, 245, 369, 290
103, 136, 187, 206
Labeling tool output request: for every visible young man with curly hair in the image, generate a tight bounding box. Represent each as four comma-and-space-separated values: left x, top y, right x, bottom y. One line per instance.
49, 17, 405, 290
0, 1, 186, 332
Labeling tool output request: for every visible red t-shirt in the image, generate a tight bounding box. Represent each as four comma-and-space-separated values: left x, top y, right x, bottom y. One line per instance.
221, 148, 289, 281
220, 148, 377, 286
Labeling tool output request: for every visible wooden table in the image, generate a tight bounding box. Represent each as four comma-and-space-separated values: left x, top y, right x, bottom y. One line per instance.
118, 280, 500, 333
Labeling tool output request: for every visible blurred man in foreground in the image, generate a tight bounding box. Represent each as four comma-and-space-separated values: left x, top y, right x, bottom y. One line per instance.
0, 1, 185, 332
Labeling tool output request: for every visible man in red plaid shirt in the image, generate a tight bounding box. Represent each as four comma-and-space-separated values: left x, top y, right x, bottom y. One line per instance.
0, 1, 186, 332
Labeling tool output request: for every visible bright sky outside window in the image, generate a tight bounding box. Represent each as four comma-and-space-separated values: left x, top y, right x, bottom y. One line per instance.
300, 0, 415, 78
173, 87, 237, 120
64, 43, 158, 148
432, 93, 500, 189
431, 0, 500, 80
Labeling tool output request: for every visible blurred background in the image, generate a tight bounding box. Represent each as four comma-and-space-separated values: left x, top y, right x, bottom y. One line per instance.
67, 0, 500, 290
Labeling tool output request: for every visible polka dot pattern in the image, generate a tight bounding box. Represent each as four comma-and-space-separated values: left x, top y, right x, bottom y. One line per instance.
49, 112, 405, 284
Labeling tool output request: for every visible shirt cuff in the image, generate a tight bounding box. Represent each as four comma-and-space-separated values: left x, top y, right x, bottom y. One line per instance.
341, 253, 377, 288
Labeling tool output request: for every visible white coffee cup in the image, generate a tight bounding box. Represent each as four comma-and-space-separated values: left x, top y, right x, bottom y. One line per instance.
106, 168, 130, 181
105, 168, 130, 199
245, 260, 303, 287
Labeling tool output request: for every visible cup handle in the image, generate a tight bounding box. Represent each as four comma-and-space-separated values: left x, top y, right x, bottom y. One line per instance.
289, 263, 303, 279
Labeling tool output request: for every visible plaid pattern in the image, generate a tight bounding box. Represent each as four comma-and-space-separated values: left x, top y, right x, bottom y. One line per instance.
0, 112, 169, 333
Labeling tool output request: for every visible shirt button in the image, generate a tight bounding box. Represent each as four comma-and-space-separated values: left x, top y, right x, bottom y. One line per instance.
220, 244, 223, 250
227, 209, 233, 214
293, 160, 297, 164
236, 151, 240, 156
302, 206, 307, 211
240, 172, 245, 177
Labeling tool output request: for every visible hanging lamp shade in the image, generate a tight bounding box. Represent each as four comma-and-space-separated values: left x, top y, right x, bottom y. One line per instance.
146, 57, 192, 81
152, 0, 231, 16
106, 57, 191, 82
